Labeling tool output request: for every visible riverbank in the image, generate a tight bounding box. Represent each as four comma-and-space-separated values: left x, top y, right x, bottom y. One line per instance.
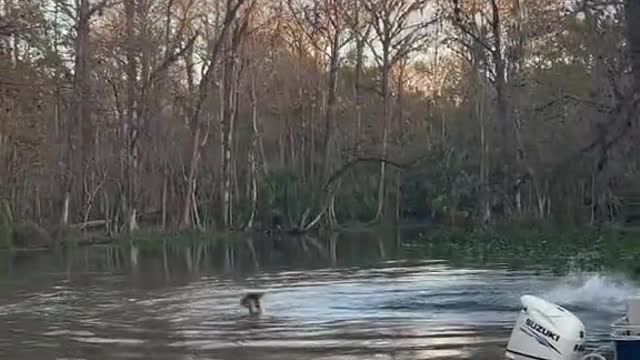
3, 218, 640, 279
403, 224, 640, 276
118, 222, 640, 277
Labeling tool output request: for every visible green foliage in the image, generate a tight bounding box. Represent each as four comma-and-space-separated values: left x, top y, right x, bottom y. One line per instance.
400, 144, 479, 222
236, 196, 254, 228
0, 204, 12, 249
127, 229, 244, 255
261, 169, 298, 208
334, 166, 381, 223
259, 168, 312, 221
11, 221, 51, 249
405, 225, 640, 276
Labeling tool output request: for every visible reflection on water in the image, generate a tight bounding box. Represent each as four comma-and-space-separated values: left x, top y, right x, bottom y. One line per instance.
0, 232, 635, 359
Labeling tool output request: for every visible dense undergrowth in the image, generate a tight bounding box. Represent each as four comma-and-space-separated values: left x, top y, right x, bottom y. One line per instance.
1, 222, 639, 285
404, 224, 640, 277
127, 229, 245, 255
118, 220, 640, 277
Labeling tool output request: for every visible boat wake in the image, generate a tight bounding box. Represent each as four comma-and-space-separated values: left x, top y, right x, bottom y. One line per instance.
540, 273, 638, 314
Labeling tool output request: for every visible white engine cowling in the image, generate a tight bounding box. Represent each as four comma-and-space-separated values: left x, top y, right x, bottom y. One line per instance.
505, 295, 586, 360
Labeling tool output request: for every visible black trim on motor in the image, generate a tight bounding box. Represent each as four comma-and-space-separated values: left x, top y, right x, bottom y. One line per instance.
506, 348, 554, 360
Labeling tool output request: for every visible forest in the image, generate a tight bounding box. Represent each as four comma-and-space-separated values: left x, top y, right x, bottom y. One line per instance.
1, 0, 640, 242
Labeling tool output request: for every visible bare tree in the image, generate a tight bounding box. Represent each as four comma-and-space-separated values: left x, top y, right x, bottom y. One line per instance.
181, 0, 250, 228
54, 0, 110, 226
286, 0, 354, 227
360, 0, 438, 222
221, 0, 256, 228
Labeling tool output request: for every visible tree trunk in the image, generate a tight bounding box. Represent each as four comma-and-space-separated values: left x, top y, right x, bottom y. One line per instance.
354, 32, 365, 155
475, 77, 491, 223
180, 0, 250, 229
490, 0, 510, 205
374, 44, 391, 222
221, 45, 240, 228
321, 33, 340, 184
222, 7, 250, 228
125, 0, 139, 232
192, 179, 202, 229
64, 0, 93, 225
34, 185, 41, 224
246, 71, 259, 229
78, 0, 93, 214
182, 126, 202, 228
161, 168, 168, 229
626, 0, 640, 97
62, 191, 70, 225
397, 60, 406, 140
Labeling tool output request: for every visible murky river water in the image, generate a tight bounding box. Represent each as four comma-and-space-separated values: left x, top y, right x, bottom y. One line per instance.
0, 236, 637, 359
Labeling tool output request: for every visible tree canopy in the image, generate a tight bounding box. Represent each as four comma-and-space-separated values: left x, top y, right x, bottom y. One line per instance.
0, 0, 639, 234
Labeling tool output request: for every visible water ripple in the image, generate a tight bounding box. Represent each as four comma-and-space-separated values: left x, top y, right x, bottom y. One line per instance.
0, 259, 635, 359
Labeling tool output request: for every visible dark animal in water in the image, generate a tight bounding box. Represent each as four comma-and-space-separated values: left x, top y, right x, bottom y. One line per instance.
240, 292, 264, 315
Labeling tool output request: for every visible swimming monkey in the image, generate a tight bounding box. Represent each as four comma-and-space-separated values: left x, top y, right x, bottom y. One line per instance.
240, 292, 265, 315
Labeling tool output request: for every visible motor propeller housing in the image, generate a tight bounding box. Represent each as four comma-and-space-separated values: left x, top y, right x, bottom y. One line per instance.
506, 295, 586, 360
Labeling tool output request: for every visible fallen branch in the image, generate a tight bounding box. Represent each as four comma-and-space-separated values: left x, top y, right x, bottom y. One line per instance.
69, 220, 107, 231
534, 93, 613, 114
287, 155, 425, 233
321, 156, 421, 192
71, 236, 115, 247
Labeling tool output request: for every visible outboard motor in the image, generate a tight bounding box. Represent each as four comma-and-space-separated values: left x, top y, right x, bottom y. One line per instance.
506, 295, 586, 360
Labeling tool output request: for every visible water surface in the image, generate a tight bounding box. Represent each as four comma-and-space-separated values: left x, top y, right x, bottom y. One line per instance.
0, 237, 636, 359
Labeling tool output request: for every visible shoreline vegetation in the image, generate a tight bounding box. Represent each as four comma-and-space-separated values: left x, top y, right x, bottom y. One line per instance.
2, 1, 640, 278
2, 209, 639, 278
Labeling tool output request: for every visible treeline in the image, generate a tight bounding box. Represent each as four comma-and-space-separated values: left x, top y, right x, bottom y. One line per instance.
1, 0, 640, 236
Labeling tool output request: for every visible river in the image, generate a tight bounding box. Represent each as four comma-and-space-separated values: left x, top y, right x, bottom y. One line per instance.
0, 232, 637, 359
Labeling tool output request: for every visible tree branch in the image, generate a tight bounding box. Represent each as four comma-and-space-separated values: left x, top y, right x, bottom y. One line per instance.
147, 33, 199, 86
321, 156, 421, 192
453, 19, 495, 55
